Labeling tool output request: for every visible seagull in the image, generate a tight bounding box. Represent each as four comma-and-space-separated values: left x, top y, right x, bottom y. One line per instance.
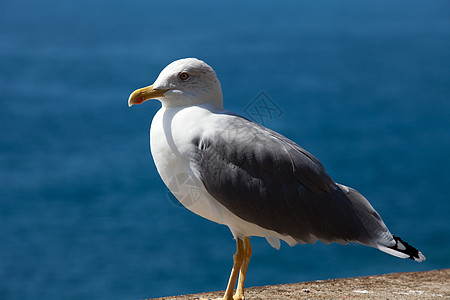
128, 58, 425, 300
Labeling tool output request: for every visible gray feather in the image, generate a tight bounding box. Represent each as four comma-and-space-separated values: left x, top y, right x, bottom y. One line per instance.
191, 115, 390, 246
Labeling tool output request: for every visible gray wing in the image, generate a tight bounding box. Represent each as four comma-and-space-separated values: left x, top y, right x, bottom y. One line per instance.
191, 115, 388, 245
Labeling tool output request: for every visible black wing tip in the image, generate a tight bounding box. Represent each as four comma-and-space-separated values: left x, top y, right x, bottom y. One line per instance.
392, 235, 426, 262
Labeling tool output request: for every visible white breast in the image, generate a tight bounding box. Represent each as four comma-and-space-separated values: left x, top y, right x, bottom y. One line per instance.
150, 106, 224, 223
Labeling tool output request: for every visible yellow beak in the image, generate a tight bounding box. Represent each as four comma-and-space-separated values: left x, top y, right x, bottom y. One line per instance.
128, 85, 170, 107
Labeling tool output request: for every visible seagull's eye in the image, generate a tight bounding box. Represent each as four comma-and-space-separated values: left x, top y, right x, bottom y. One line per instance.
179, 72, 190, 81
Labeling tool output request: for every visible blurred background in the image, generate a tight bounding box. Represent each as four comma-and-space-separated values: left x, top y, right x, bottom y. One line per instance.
1, 0, 449, 299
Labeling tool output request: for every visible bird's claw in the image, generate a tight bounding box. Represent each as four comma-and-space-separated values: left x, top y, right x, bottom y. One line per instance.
233, 294, 245, 300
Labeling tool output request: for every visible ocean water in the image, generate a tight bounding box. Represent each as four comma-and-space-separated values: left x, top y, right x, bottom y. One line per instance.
1, 0, 449, 299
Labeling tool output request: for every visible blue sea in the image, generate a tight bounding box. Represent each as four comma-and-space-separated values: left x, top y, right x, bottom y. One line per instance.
1, 1, 449, 299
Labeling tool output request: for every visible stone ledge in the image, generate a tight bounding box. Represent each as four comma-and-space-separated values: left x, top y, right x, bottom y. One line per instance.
151, 268, 449, 299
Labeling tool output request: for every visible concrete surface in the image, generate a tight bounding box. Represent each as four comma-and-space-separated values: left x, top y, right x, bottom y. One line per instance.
150, 268, 449, 299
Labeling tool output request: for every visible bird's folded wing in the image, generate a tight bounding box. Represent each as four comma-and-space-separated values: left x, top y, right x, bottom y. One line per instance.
190, 115, 372, 244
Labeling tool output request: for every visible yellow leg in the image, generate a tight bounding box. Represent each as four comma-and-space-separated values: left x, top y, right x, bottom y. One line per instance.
222, 238, 245, 300
233, 237, 252, 300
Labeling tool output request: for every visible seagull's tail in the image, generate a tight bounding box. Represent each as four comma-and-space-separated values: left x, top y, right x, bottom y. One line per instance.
376, 235, 426, 262
336, 184, 426, 263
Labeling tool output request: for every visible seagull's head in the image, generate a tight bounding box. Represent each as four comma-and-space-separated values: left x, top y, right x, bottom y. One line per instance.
128, 58, 223, 109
